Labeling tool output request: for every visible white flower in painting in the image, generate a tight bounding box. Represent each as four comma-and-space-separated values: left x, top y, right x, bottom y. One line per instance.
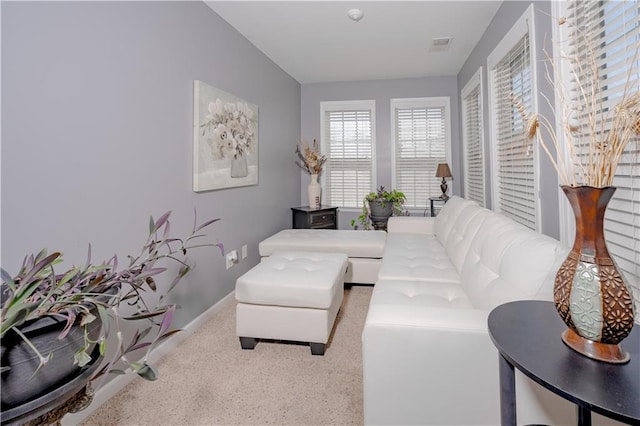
218, 124, 237, 154
235, 131, 246, 149
224, 102, 239, 122
203, 100, 225, 133
201, 97, 257, 160
207, 138, 224, 160
213, 123, 229, 143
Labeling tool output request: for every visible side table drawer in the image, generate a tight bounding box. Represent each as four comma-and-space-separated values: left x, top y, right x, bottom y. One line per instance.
309, 211, 335, 227
291, 206, 338, 229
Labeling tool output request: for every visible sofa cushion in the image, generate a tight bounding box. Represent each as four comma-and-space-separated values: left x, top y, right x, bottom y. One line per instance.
493, 231, 567, 303
258, 229, 387, 258
371, 280, 472, 310
377, 233, 459, 283
460, 213, 568, 310
433, 196, 475, 246
387, 216, 435, 234
443, 203, 490, 273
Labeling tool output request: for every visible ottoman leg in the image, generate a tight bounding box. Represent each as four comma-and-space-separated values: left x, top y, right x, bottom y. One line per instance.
239, 337, 258, 350
310, 342, 326, 356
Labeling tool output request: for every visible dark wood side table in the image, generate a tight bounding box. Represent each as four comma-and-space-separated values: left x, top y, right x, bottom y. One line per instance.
291, 206, 338, 229
428, 196, 448, 217
488, 300, 639, 426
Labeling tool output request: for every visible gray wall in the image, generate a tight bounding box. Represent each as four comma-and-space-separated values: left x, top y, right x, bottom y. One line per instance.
1, 1, 301, 325
301, 77, 460, 229
457, 0, 559, 238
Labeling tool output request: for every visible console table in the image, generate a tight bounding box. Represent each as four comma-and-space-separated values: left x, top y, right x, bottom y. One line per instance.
488, 300, 639, 426
291, 206, 338, 229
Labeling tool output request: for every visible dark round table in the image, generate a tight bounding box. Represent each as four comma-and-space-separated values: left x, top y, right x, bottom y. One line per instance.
488, 300, 639, 426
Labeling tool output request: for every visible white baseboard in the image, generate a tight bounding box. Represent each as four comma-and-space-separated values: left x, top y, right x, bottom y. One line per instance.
62, 290, 236, 425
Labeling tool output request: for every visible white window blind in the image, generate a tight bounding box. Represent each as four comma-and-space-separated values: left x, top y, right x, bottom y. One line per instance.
320, 101, 375, 209
391, 97, 451, 209
461, 69, 485, 206
561, 0, 640, 313
490, 19, 538, 230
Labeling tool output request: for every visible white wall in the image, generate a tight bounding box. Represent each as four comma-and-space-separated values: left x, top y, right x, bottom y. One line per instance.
1, 1, 301, 326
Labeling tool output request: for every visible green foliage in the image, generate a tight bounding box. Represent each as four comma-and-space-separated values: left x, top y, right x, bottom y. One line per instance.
351, 186, 407, 230
0, 211, 223, 390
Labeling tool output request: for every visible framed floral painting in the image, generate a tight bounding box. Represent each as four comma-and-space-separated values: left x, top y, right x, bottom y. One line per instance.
193, 80, 259, 192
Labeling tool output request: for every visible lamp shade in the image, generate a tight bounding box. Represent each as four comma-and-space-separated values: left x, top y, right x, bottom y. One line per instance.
435, 163, 452, 178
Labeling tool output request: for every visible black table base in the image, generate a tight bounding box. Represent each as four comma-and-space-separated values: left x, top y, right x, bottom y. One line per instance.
488, 300, 639, 426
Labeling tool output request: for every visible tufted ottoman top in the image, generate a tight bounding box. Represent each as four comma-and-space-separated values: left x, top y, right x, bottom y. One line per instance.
236, 251, 348, 310
258, 229, 387, 258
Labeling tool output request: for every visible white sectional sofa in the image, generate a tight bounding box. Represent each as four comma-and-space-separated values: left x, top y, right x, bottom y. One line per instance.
363, 196, 584, 425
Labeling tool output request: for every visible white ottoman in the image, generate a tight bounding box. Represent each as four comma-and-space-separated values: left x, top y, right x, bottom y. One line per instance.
258, 229, 387, 284
235, 251, 348, 355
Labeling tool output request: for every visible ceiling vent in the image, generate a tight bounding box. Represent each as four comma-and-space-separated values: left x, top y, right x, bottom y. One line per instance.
430, 37, 453, 52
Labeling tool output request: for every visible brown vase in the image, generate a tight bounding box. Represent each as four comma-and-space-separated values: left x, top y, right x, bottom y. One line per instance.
554, 185, 636, 363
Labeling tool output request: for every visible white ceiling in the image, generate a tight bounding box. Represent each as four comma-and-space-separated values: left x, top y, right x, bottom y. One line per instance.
206, 1, 503, 84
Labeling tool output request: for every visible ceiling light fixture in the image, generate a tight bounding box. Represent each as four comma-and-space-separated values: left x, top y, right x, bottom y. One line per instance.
347, 8, 364, 22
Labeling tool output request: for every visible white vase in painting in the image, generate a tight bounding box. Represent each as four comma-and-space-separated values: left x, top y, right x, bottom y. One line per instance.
230, 153, 248, 178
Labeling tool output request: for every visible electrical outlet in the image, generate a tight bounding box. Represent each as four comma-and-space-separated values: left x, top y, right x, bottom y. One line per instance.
225, 250, 238, 270
241, 244, 247, 259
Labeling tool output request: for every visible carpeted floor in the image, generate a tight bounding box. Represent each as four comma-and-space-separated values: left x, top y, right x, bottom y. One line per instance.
81, 285, 373, 425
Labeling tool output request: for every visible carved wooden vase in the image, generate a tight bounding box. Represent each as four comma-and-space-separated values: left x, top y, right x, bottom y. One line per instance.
554, 185, 636, 363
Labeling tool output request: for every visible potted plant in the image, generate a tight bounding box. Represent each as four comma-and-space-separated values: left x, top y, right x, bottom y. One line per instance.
351, 186, 407, 230
0, 211, 223, 414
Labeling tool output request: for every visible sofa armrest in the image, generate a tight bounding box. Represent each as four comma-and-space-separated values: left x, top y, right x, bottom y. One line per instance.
387, 216, 435, 234
363, 306, 498, 425
362, 304, 579, 425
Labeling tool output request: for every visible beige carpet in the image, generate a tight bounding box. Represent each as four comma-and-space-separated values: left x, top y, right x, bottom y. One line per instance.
82, 285, 373, 425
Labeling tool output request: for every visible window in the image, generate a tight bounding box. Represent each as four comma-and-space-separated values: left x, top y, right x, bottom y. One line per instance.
461, 68, 485, 207
488, 5, 539, 230
556, 0, 640, 314
320, 100, 376, 209
391, 97, 451, 210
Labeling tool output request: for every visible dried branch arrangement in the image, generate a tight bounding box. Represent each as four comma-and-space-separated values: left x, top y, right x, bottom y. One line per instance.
295, 138, 327, 175
513, 17, 640, 188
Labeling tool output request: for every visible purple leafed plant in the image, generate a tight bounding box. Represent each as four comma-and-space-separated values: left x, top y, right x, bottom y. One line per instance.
0, 210, 223, 392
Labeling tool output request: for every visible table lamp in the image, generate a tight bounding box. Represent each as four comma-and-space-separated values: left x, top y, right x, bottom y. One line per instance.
435, 163, 453, 199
